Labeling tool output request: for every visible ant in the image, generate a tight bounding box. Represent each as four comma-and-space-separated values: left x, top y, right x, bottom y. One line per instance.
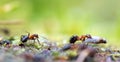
0, 36, 12, 47
69, 34, 106, 44
60, 34, 91, 51
69, 34, 91, 44
0, 39, 12, 48
20, 32, 40, 46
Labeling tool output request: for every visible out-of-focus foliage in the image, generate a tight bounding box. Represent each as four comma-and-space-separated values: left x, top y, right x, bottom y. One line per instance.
0, 0, 120, 46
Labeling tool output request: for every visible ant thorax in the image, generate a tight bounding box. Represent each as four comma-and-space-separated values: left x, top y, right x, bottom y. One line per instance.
28, 34, 39, 40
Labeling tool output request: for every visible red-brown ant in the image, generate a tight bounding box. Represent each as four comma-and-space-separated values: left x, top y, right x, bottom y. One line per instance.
61, 34, 92, 51
60, 34, 107, 52
69, 34, 106, 44
20, 32, 40, 46
69, 34, 92, 44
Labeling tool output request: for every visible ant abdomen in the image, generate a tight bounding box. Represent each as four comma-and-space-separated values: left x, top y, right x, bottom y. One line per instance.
69, 35, 78, 44
21, 35, 29, 43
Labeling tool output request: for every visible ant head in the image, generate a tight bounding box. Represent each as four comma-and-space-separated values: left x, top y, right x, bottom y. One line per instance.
69, 35, 79, 44
85, 34, 92, 38
99, 38, 107, 43
33, 34, 39, 38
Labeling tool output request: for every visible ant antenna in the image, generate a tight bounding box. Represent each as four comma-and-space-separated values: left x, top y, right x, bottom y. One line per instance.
25, 31, 30, 36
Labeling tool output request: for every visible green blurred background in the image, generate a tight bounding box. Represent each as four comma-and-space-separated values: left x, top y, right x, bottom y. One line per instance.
0, 0, 120, 46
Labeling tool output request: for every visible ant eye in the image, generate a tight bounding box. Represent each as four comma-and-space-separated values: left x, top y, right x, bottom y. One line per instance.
69, 35, 78, 43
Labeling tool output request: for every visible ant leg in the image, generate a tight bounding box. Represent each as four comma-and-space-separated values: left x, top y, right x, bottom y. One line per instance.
33, 40, 36, 44
37, 38, 41, 45
25, 31, 30, 36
